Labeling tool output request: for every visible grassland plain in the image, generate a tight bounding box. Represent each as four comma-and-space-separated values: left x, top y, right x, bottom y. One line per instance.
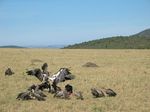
0, 49, 150, 112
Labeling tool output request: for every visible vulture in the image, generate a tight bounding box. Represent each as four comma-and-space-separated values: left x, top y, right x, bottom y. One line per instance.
53, 84, 73, 99
26, 63, 50, 82
26, 67, 75, 86
16, 91, 32, 100
91, 88, 117, 98
17, 89, 46, 101
103, 88, 117, 97
5, 68, 14, 76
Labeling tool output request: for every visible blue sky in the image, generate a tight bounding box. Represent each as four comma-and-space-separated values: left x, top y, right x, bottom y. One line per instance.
0, 0, 150, 46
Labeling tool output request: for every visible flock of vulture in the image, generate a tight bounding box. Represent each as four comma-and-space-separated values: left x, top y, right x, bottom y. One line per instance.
5, 63, 117, 101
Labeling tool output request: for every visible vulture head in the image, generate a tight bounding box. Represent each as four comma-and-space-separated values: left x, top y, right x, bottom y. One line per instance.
65, 84, 73, 94
41, 63, 49, 75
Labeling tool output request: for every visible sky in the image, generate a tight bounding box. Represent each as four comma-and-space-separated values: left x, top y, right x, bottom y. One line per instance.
0, 0, 150, 46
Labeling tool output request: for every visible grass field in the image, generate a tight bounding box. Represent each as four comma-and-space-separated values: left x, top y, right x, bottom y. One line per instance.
0, 49, 150, 112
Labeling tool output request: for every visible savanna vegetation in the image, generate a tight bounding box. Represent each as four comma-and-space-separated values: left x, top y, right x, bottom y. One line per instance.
0, 49, 150, 112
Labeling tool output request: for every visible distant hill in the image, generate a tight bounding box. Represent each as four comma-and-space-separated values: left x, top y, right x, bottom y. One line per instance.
26, 45, 66, 48
64, 29, 150, 49
0, 45, 66, 49
47, 45, 67, 48
0, 45, 25, 48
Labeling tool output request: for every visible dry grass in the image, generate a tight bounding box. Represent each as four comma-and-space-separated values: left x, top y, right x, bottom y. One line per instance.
0, 49, 150, 112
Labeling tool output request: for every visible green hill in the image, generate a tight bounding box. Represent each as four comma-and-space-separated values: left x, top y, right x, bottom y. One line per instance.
64, 29, 150, 49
